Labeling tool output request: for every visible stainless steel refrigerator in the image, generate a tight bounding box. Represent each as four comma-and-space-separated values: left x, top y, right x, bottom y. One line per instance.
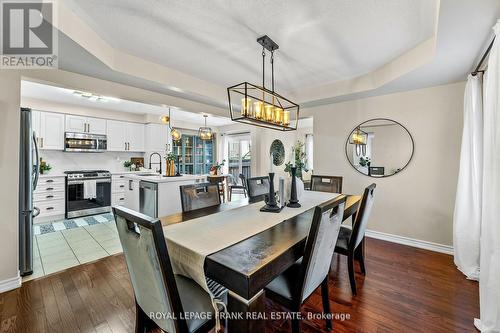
19, 107, 40, 276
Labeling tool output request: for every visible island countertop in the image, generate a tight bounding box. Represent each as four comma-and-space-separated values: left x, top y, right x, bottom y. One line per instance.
123, 173, 206, 183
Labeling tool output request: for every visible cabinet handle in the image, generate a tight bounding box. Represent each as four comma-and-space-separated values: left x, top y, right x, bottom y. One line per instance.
46, 195, 54, 199
129, 180, 133, 190
46, 179, 54, 183
46, 207, 54, 210
46, 187, 54, 191
119, 175, 125, 178
87, 123, 90, 132
40, 138, 44, 148
119, 185, 125, 188
119, 198, 125, 201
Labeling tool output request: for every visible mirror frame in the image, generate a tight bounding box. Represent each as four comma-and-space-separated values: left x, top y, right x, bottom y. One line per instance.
344, 118, 415, 178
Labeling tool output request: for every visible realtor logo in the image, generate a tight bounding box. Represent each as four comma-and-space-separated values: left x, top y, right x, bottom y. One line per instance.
1, 0, 58, 68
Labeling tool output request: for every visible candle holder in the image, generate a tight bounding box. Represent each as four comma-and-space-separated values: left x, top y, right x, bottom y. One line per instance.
287, 167, 301, 208
260, 172, 283, 213
175, 155, 181, 176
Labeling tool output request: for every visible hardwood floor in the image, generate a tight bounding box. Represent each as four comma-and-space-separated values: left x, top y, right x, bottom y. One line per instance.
0, 238, 478, 333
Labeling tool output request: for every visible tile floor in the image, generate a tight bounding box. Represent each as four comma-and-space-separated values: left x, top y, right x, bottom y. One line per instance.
25, 219, 122, 281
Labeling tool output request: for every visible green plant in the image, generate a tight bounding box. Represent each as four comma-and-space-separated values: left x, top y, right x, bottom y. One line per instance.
284, 141, 308, 178
210, 159, 226, 173
165, 152, 176, 161
39, 158, 51, 174
359, 156, 371, 167
123, 161, 133, 168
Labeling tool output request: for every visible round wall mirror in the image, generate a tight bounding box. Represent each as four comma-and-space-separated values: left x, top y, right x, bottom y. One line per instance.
345, 118, 414, 178
270, 139, 285, 166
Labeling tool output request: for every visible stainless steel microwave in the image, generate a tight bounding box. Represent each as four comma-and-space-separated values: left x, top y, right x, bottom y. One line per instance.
64, 132, 107, 152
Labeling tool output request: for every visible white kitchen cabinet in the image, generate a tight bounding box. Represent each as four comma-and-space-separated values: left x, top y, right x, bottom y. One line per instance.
106, 120, 145, 152
86, 117, 106, 134
124, 179, 140, 211
32, 110, 41, 137
145, 123, 170, 152
66, 115, 106, 134
127, 122, 145, 152
39, 112, 65, 150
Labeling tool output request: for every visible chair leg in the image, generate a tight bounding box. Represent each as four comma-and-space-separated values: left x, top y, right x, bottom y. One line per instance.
347, 253, 357, 295
228, 188, 232, 202
356, 240, 366, 275
321, 277, 333, 331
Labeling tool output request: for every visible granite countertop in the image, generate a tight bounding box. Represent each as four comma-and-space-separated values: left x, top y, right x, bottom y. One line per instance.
123, 173, 206, 183
38, 170, 155, 178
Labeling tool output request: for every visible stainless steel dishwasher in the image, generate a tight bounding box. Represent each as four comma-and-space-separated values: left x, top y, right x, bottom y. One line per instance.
139, 181, 158, 218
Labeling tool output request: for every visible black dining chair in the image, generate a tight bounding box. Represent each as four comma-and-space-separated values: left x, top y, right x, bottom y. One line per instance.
310, 175, 343, 193
335, 183, 376, 295
228, 173, 247, 201
264, 195, 347, 333
113, 206, 220, 333
246, 176, 270, 202
179, 183, 221, 213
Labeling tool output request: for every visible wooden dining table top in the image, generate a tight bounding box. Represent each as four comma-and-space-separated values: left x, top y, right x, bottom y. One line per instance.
159, 193, 361, 300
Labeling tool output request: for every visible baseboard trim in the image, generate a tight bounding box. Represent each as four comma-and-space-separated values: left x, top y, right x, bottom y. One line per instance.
0, 272, 21, 294
365, 229, 454, 255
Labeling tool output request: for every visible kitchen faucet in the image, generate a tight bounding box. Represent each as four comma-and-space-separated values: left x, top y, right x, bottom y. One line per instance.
149, 152, 162, 174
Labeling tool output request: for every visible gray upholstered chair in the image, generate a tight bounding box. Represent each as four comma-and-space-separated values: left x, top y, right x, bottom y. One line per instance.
246, 176, 270, 202
310, 175, 343, 193
179, 183, 221, 212
112, 206, 218, 333
335, 183, 376, 295
228, 173, 247, 201
265, 195, 347, 333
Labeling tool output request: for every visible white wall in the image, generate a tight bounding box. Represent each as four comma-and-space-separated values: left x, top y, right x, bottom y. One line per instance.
310, 82, 465, 246
0, 72, 21, 289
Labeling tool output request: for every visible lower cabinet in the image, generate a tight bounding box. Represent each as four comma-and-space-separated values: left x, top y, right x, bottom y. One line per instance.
124, 178, 140, 211
112, 174, 127, 207
33, 175, 65, 223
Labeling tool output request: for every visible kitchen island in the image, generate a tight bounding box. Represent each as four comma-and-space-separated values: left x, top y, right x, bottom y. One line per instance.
122, 173, 206, 218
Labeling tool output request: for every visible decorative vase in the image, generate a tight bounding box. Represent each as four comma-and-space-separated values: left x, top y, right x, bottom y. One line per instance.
166, 160, 176, 176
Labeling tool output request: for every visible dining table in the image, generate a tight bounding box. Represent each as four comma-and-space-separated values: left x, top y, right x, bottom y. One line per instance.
160, 193, 362, 332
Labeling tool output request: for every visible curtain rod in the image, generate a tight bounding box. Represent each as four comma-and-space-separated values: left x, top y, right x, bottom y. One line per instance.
472, 36, 496, 76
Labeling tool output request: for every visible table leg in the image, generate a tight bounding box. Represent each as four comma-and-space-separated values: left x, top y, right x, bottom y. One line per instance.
227, 290, 265, 333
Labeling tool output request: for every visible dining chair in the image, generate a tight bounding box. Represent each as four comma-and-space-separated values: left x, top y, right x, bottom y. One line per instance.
310, 175, 343, 193
334, 183, 376, 295
179, 182, 221, 213
264, 195, 347, 333
113, 206, 219, 333
228, 173, 247, 201
207, 175, 226, 202
246, 176, 270, 202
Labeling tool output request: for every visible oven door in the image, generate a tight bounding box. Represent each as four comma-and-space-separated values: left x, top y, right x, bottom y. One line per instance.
65, 132, 107, 152
66, 178, 112, 218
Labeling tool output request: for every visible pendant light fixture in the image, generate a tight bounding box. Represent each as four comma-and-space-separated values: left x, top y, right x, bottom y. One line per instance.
198, 115, 213, 140
161, 107, 182, 141
227, 35, 299, 131
349, 126, 368, 156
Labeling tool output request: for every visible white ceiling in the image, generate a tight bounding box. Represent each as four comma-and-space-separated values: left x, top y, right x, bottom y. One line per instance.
62, 0, 437, 91
21, 81, 234, 126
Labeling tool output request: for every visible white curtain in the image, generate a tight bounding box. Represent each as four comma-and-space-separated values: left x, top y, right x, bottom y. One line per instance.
453, 74, 483, 280
474, 20, 500, 333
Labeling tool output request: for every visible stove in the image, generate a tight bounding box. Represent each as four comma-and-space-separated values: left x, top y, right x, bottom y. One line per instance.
64, 170, 111, 180
64, 170, 112, 218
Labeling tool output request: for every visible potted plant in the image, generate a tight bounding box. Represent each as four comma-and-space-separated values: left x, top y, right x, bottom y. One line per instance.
284, 141, 308, 179
359, 156, 371, 167
210, 159, 226, 175
123, 160, 133, 171
165, 152, 176, 176
39, 158, 52, 175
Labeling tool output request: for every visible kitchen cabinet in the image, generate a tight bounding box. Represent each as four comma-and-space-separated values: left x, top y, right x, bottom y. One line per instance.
38, 112, 65, 150
126, 122, 145, 152
145, 123, 170, 152
65, 115, 106, 134
124, 178, 140, 211
106, 120, 145, 152
111, 174, 127, 206
173, 134, 215, 174
33, 175, 65, 223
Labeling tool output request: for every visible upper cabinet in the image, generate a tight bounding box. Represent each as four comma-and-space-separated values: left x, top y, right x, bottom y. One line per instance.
106, 120, 145, 152
144, 123, 170, 152
65, 115, 106, 135
33, 111, 65, 150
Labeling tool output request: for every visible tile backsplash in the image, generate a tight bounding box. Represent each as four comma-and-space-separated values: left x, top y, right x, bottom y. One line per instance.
40, 150, 146, 174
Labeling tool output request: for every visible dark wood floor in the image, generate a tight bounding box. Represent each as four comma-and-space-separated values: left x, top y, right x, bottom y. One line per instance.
0, 238, 478, 333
